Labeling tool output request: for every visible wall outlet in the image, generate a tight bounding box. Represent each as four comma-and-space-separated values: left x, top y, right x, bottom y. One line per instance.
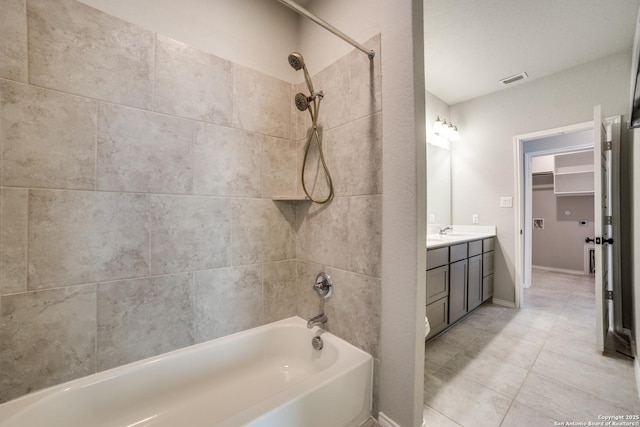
500, 196, 513, 208
472, 214, 479, 224
429, 214, 435, 223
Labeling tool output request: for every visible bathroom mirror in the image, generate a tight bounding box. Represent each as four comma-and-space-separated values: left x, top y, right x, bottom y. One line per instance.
426, 142, 451, 225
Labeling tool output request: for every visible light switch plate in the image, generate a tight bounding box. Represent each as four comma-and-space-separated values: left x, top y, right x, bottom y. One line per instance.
500, 196, 513, 208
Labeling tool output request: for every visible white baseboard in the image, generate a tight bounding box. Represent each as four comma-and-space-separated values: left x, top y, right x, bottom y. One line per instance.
376, 412, 425, 427
377, 412, 401, 427
635, 355, 640, 405
492, 298, 516, 308
532, 265, 584, 276
631, 334, 640, 403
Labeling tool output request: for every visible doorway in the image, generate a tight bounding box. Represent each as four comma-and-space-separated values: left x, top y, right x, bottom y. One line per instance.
514, 116, 623, 339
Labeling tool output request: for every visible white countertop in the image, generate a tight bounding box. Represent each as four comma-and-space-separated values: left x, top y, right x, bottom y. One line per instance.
426, 225, 496, 249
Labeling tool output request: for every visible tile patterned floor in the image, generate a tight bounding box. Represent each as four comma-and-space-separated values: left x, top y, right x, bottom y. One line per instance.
423, 269, 639, 427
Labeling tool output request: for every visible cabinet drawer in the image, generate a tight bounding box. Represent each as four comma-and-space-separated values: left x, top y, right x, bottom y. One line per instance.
482, 274, 494, 301
426, 265, 448, 305
450, 243, 467, 263
483, 237, 495, 253
468, 240, 482, 257
426, 297, 449, 340
427, 247, 449, 270
483, 251, 494, 277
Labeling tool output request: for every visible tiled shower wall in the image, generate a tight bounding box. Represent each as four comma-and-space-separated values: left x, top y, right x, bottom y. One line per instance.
291, 34, 382, 396
0, 0, 382, 406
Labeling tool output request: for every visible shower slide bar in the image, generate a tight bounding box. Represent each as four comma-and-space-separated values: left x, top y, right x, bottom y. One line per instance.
276, 0, 375, 59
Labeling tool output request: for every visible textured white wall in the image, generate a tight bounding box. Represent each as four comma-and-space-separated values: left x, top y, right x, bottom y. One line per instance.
298, 0, 381, 75
78, 0, 299, 82
450, 51, 631, 304
379, 1, 426, 426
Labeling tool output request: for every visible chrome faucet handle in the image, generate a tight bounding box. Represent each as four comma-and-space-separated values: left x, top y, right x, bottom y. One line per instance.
439, 226, 452, 235
314, 272, 333, 299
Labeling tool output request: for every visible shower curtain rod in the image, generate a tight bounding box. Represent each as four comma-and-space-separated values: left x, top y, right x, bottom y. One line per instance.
276, 0, 375, 59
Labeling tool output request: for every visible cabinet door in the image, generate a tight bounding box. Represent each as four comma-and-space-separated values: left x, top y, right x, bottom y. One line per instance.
426, 297, 448, 340
426, 265, 448, 305
448, 259, 467, 323
482, 251, 494, 277
468, 255, 482, 311
482, 274, 494, 301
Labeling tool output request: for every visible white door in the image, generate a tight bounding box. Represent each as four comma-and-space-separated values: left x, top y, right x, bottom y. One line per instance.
593, 105, 613, 352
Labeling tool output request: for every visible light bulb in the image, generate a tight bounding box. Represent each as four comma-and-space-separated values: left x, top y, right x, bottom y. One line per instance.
450, 124, 460, 142
433, 116, 444, 135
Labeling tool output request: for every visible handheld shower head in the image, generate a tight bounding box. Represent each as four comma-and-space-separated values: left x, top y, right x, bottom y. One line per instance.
288, 52, 305, 71
294, 93, 311, 112
288, 52, 315, 95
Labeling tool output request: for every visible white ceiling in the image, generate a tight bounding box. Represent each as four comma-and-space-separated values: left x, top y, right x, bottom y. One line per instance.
425, 0, 640, 105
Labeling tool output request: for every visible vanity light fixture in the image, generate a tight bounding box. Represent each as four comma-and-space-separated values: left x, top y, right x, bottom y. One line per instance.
431, 115, 460, 143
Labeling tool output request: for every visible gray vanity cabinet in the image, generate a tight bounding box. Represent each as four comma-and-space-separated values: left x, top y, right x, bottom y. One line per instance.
426, 236, 495, 341
482, 238, 495, 301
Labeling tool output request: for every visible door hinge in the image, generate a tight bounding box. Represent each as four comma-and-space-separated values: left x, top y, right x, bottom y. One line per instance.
605, 290, 613, 300
604, 140, 612, 151
605, 216, 612, 225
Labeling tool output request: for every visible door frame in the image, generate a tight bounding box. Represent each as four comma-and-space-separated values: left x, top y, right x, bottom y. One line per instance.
513, 120, 594, 309
513, 116, 622, 333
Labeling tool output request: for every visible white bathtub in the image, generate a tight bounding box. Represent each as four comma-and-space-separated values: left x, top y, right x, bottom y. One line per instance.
0, 316, 373, 427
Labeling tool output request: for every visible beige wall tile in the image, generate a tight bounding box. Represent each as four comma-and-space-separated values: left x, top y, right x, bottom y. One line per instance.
262, 136, 297, 198
231, 199, 295, 266
326, 112, 382, 197
195, 265, 262, 342
297, 198, 349, 271
297, 133, 333, 201
0, 284, 96, 402
348, 195, 382, 278
150, 195, 230, 275
27, 0, 154, 108
233, 65, 291, 139
97, 273, 194, 371
97, 103, 194, 194
154, 35, 233, 126
295, 260, 324, 321
263, 260, 297, 324
0, 0, 28, 82
0, 188, 27, 295
313, 54, 350, 131
0, 80, 97, 190
28, 190, 149, 289
349, 35, 382, 121
193, 123, 261, 197
323, 267, 380, 358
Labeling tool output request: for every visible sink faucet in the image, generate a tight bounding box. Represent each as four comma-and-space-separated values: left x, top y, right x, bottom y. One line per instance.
439, 226, 452, 235
307, 313, 328, 329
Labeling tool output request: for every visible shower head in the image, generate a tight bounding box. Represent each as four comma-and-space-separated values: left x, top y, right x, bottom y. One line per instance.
288, 52, 315, 95
288, 52, 305, 71
294, 93, 311, 111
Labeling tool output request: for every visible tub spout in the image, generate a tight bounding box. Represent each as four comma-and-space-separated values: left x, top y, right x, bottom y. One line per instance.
307, 313, 327, 329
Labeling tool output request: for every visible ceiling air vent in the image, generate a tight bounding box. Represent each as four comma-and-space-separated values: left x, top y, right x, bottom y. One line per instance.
499, 72, 528, 85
